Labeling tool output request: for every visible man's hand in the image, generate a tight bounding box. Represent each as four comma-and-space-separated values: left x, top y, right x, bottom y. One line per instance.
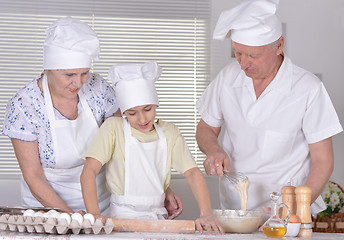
196, 119, 230, 177
203, 150, 230, 177
164, 187, 183, 219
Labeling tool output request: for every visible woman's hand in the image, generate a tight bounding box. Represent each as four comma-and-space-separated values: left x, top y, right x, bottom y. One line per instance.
164, 187, 183, 219
195, 215, 225, 235
94, 214, 109, 224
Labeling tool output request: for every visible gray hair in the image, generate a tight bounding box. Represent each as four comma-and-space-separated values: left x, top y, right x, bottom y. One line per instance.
269, 35, 285, 50
268, 39, 280, 50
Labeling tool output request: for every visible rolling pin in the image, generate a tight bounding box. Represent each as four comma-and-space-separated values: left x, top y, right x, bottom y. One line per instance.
112, 218, 196, 233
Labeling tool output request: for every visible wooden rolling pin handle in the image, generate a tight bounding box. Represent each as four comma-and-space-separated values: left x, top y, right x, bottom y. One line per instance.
281, 185, 296, 219
112, 218, 196, 234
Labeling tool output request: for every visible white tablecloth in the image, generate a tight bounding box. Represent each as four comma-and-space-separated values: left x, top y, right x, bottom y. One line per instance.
1, 231, 344, 240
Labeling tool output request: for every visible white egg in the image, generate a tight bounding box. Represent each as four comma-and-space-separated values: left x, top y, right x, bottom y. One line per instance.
34, 211, 44, 217
42, 212, 51, 218
49, 211, 61, 219
58, 212, 71, 225
47, 209, 58, 215
71, 212, 83, 225
83, 213, 95, 225
23, 209, 35, 217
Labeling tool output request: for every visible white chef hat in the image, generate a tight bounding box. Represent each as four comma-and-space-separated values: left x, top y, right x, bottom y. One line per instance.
213, 0, 282, 46
43, 17, 100, 70
108, 61, 161, 114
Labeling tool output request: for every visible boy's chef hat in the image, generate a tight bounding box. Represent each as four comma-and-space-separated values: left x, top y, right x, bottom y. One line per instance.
43, 17, 100, 70
108, 61, 161, 114
213, 0, 282, 46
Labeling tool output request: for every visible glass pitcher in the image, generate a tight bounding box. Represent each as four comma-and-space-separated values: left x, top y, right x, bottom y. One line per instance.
262, 192, 291, 238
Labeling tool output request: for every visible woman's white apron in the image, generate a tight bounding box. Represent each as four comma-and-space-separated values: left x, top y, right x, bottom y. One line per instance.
21, 75, 110, 213
108, 118, 168, 219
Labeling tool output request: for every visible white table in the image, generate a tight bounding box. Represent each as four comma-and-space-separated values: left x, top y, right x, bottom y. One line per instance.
1, 231, 344, 240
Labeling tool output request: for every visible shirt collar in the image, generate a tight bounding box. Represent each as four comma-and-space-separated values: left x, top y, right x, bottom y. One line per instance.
271, 55, 293, 96
232, 55, 293, 97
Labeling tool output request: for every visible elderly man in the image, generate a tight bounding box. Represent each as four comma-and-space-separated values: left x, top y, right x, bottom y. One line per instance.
196, 0, 342, 213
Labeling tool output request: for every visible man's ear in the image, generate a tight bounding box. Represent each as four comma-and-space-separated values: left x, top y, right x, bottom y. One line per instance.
276, 36, 284, 55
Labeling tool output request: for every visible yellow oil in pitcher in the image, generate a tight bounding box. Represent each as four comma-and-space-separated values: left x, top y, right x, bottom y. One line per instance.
262, 192, 290, 238
262, 226, 287, 238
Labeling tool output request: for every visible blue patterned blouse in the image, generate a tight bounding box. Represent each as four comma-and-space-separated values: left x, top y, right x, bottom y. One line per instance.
2, 73, 119, 168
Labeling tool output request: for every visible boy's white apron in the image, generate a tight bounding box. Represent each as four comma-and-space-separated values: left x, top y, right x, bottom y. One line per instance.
109, 118, 168, 219
21, 75, 110, 213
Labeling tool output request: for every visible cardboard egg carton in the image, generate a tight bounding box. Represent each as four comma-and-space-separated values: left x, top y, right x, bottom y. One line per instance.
0, 213, 114, 235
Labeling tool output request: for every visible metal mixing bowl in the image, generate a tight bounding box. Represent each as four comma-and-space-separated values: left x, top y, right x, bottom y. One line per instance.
213, 209, 264, 233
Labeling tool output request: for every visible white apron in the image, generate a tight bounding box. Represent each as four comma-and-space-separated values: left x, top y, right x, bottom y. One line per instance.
21, 75, 110, 213
108, 118, 168, 219
219, 124, 326, 214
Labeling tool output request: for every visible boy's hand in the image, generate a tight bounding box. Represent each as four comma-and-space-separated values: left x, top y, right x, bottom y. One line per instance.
164, 188, 183, 219
195, 215, 225, 235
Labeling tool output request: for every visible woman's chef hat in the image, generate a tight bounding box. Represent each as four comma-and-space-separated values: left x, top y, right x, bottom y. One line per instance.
43, 17, 100, 70
108, 61, 161, 114
213, 0, 282, 46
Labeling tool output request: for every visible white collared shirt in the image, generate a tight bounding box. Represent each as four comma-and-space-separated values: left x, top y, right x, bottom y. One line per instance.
197, 55, 342, 210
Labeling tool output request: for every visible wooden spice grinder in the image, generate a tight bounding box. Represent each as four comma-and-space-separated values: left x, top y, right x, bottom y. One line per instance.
295, 185, 312, 237
281, 185, 296, 219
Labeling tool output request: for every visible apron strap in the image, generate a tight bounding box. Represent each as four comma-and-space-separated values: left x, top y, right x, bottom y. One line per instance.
42, 75, 60, 158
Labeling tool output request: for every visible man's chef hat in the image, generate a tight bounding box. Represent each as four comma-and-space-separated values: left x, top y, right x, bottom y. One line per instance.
108, 61, 161, 114
213, 0, 282, 46
43, 17, 100, 70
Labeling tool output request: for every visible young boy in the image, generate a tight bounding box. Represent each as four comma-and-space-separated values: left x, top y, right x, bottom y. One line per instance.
81, 60, 224, 234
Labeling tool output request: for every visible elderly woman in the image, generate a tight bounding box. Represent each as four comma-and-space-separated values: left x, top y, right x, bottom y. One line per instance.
2, 17, 182, 216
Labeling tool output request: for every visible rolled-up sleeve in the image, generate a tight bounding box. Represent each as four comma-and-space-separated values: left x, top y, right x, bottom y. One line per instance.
303, 82, 343, 144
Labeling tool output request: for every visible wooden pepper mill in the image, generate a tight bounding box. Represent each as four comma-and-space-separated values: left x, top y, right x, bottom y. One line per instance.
295, 185, 312, 237
281, 185, 296, 219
